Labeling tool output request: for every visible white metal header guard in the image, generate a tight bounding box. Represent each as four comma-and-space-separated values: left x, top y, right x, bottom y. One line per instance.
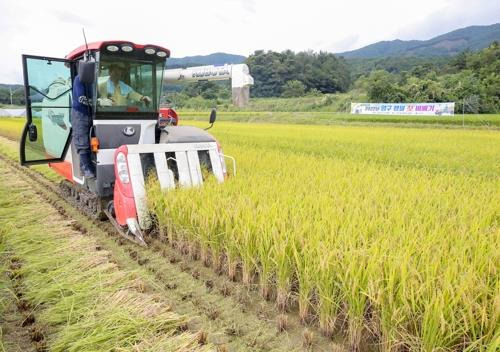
126, 142, 225, 230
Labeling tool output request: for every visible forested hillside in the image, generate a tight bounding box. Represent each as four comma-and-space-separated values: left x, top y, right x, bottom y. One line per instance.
167, 52, 246, 68
355, 42, 499, 112
245, 50, 350, 96
347, 56, 452, 79
339, 23, 500, 58
169, 42, 499, 113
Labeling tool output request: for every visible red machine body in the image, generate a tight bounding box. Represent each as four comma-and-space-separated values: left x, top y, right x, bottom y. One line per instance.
113, 145, 138, 226
158, 107, 179, 126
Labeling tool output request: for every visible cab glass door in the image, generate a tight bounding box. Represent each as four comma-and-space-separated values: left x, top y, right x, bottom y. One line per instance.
20, 55, 74, 165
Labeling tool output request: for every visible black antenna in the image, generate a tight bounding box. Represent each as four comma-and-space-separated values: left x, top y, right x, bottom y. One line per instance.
82, 28, 89, 60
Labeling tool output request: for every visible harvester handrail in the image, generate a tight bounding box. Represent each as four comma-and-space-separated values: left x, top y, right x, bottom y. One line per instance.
221, 154, 236, 176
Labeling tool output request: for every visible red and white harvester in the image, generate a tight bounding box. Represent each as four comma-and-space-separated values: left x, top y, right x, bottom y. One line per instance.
19, 41, 243, 246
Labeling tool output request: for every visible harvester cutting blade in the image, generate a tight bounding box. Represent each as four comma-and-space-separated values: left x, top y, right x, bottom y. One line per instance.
103, 209, 148, 247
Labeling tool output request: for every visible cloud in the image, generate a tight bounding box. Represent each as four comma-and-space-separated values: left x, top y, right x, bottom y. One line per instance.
226, 0, 257, 14
0, 2, 28, 32
323, 34, 361, 53
1, 0, 498, 83
53, 10, 94, 27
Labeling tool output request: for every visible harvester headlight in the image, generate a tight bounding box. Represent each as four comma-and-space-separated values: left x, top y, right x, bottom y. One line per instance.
156, 51, 167, 57
121, 45, 133, 52
116, 152, 130, 184
106, 45, 119, 52
145, 48, 156, 55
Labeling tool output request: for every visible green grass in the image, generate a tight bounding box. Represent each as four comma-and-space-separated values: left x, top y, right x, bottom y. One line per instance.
0, 104, 24, 109
171, 93, 361, 112
180, 111, 500, 128
231, 94, 358, 112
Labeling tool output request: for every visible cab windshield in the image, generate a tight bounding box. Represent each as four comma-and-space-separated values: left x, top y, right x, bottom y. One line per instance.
96, 56, 164, 115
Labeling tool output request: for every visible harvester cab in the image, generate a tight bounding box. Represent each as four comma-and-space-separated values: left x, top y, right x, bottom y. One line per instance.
19, 41, 232, 246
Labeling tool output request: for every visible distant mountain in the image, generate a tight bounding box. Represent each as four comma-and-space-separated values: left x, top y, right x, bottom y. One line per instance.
0, 84, 23, 90
167, 52, 247, 68
339, 23, 500, 58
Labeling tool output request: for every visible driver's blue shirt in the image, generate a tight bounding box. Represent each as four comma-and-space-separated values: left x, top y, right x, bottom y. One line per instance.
72, 75, 93, 115
71, 75, 93, 154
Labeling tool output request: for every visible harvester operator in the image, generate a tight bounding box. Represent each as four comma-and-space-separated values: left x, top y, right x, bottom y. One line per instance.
71, 71, 95, 178
97, 63, 151, 106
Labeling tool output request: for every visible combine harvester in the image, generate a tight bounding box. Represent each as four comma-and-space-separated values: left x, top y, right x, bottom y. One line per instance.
19, 40, 252, 246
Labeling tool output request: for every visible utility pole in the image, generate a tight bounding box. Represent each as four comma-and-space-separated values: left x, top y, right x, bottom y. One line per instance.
8, 86, 22, 106
462, 99, 465, 128
458, 81, 464, 127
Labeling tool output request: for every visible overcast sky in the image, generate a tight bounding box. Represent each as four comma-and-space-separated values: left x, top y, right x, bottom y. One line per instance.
0, 0, 498, 83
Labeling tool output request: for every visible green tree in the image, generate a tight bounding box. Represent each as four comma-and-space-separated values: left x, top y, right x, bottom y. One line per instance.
0, 87, 9, 104
182, 81, 224, 100
281, 80, 306, 97
404, 77, 446, 102
246, 50, 351, 97
365, 70, 405, 102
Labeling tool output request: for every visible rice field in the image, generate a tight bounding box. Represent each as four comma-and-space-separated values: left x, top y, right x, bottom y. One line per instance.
148, 121, 500, 351
0, 116, 498, 350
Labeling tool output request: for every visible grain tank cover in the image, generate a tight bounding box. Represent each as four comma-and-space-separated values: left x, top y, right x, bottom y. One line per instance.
159, 126, 217, 144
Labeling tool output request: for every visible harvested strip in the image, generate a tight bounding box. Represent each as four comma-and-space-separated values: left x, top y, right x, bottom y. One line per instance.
0, 162, 214, 351
0, 240, 38, 351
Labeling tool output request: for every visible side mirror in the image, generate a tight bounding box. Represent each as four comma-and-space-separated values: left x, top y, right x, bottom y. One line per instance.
209, 108, 217, 124
78, 60, 96, 84
28, 124, 37, 142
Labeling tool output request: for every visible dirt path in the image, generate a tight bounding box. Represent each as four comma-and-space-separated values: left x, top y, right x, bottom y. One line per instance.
0, 137, 345, 351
